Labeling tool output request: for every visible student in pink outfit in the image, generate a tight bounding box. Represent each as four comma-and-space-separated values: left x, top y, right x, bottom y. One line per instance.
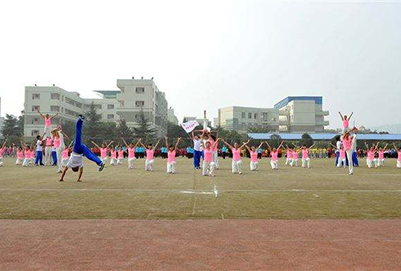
122, 138, 140, 170
222, 139, 250, 174
285, 146, 293, 165
37, 109, 58, 137
377, 143, 388, 167
244, 142, 265, 171
139, 139, 161, 171
301, 144, 315, 169
91, 141, 114, 165
22, 144, 32, 167
341, 127, 358, 175
117, 146, 125, 166
16, 146, 24, 165
339, 112, 354, 133
365, 142, 378, 168
201, 139, 221, 177
0, 138, 7, 167
265, 141, 284, 170
61, 142, 73, 168
291, 148, 299, 167
392, 143, 401, 168
110, 147, 118, 166
165, 137, 182, 174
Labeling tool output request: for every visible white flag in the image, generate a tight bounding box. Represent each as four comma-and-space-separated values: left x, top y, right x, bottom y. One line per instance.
181, 120, 199, 133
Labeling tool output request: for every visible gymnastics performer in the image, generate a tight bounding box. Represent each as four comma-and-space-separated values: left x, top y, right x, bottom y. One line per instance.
285, 146, 293, 166
393, 143, 401, 168
365, 142, 378, 168
0, 138, 7, 167
37, 109, 58, 137
122, 138, 140, 170
339, 112, 354, 133
191, 131, 202, 170
117, 146, 125, 165
291, 147, 299, 167
139, 139, 161, 171
61, 142, 73, 168
341, 127, 358, 175
52, 127, 69, 173
22, 145, 32, 167
59, 116, 105, 182
222, 139, 250, 174
110, 147, 118, 166
244, 142, 264, 171
16, 146, 24, 165
165, 137, 182, 174
91, 140, 114, 165
44, 135, 53, 166
377, 143, 388, 167
301, 143, 316, 169
265, 141, 284, 170
201, 138, 221, 177
209, 133, 220, 169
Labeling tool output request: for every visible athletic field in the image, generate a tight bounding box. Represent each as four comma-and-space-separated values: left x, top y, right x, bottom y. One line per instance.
2, 157, 401, 270
1, 157, 401, 220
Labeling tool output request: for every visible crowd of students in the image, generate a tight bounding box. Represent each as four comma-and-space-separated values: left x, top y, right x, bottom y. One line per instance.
0, 112, 401, 180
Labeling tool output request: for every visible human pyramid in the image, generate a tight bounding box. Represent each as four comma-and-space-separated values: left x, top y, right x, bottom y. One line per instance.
0, 110, 400, 181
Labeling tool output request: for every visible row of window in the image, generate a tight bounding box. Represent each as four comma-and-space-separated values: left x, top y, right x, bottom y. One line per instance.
32, 93, 62, 101
240, 112, 277, 122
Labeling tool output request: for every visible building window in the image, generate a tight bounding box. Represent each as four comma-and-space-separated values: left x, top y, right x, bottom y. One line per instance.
107, 104, 114, 110
136, 87, 145, 94
242, 112, 246, 118
32, 94, 40, 100
51, 93, 60, 100
31, 130, 40, 136
107, 114, 114, 120
248, 113, 252, 119
254, 113, 258, 119
50, 106, 60, 112
32, 118, 39, 124
262, 112, 268, 121
65, 109, 80, 117
32, 105, 40, 111
135, 101, 145, 107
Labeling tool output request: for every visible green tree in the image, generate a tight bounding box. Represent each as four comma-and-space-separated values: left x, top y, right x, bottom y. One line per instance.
83, 102, 102, 141
17, 111, 25, 137
300, 133, 314, 147
116, 119, 133, 141
2, 114, 21, 138
133, 109, 156, 142
99, 122, 117, 142
167, 121, 188, 138
268, 134, 282, 148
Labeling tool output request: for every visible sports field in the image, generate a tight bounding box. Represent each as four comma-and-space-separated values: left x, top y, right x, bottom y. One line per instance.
1, 157, 401, 220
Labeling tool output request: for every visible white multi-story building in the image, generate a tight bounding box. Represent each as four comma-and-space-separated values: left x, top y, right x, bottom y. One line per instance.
167, 107, 179, 125
217, 106, 279, 134
217, 96, 329, 134
275, 96, 329, 133
24, 78, 169, 139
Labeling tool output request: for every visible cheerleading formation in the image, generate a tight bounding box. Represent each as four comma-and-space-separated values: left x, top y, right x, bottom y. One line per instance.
0, 110, 401, 181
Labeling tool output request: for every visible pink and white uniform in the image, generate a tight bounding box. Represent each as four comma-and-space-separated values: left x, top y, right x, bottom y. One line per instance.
301, 149, 311, 168
110, 150, 117, 166
231, 148, 242, 174
250, 150, 258, 171
127, 147, 136, 169
202, 148, 215, 176
397, 151, 401, 168
145, 149, 155, 171
270, 151, 279, 169
167, 150, 176, 173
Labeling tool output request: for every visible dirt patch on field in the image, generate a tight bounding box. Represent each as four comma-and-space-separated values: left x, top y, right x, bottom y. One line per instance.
1, 219, 400, 270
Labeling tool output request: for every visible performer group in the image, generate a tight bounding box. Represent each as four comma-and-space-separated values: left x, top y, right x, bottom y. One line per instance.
0, 111, 400, 181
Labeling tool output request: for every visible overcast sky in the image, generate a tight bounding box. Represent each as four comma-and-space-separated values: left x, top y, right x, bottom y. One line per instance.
1, 0, 400, 129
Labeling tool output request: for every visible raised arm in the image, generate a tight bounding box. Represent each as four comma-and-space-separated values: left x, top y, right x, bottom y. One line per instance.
277, 141, 284, 150
121, 138, 129, 148
364, 142, 369, 151
374, 142, 380, 150
240, 140, 251, 149
244, 143, 251, 152
106, 141, 114, 148
91, 141, 101, 149
308, 143, 316, 150
153, 139, 161, 150
338, 112, 344, 120
2, 138, 8, 148
50, 113, 58, 119
134, 139, 141, 148
264, 141, 272, 151
175, 137, 182, 149
256, 141, 265, 151
37, 109, 45, 119
383, 143, 389, 151
348, 112, 354, 120
222, 139, 233, 150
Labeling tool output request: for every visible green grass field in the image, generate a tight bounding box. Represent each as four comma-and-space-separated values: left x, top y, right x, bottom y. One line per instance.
1, 157, 401, 220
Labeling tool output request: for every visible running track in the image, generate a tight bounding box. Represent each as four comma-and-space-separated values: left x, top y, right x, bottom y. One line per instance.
1, 220, 401, 270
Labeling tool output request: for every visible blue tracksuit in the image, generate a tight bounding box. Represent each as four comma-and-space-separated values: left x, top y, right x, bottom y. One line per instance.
73, 117, 102, 166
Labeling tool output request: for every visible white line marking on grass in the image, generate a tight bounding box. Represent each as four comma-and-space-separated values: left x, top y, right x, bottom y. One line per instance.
213, 185, 218, 198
